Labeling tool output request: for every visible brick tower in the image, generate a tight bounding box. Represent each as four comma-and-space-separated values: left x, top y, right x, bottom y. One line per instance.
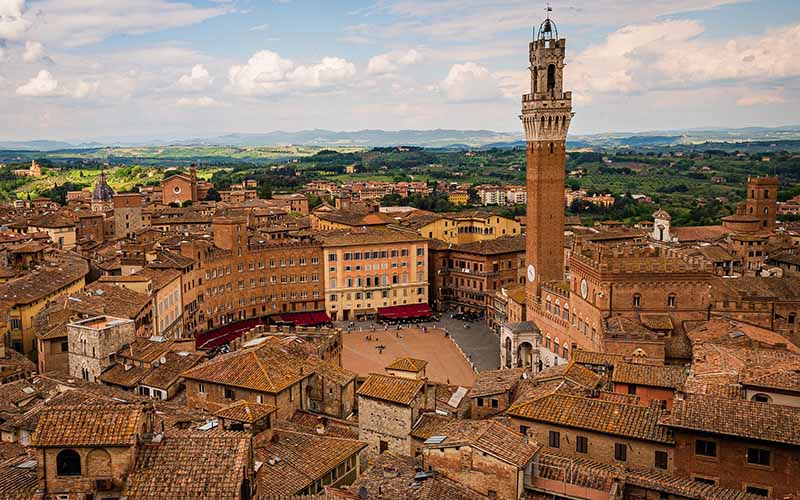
745, 176, 778, 231
522, 13, 573, 312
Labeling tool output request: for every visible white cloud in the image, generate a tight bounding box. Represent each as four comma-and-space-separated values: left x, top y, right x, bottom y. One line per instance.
568, 21, 800, 103
177, 64, 212, 91
21, 40, 44, 62
249, 23, 270, 32
367, 48, 423, 75
176, 95, 220, 108
226, 50, 356, 96
437, 62, 504, 102
0, 0, 31, 41
25, 0, 228, 47
72, 79, 99, 99
16, 69, 60, 96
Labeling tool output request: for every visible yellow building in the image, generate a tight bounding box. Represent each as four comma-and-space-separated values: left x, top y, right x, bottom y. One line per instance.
27, 215, 77, 250
319, 227, 429, 321
0, 252, 88, 356
399, 210, 522, 245
448, 190, 469, 206
103, 269, 184, 338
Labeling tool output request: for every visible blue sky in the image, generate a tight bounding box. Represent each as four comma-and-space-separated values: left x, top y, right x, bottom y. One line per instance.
0, 0, 799, 141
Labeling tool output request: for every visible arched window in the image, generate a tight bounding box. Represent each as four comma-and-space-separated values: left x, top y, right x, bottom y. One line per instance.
667, 294, 677, 308
547, 64, 556, 90
633, 294, 641, 308
789, 313, 796, 325
563, 303, 570, 321
751, 393, 772, 403
763, 189, 769, 199
545, 296, 552, 313
554, 337, 560, 355
546, 335, 551, 350
550, 142, 554, 154
533, 67, 538, 93
56, 449, 81, 476
563, 343, 569, 361
763, 207, 768, 215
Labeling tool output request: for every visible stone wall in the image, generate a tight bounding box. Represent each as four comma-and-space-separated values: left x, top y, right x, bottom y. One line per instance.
424, 445, 522, 500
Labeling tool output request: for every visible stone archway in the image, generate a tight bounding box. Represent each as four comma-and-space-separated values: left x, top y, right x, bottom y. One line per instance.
518, 342, 533, 368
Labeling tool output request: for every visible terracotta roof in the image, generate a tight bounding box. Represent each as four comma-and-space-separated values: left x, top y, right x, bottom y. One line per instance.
214, 400, 277, 423
597, 391, 640, 405
386, 357, 428, 373
672, 225, 728, 242
741, 367, 800, 393
98, 363, 149, 388
134, 267, 181, 291
562, 363, 603, 389
32, 405, 142, 447
182, 340, 312, 394
255, 429, 366, 498
0, 252, 88, 306
572, 350, 627, 367
285, 410, 360, 440
665, 395, 800, 445
125, 435, 250, 500
640, 313, 674, 331
344, 452, 489, 500
0, 454, 38, 500
316, 226, 425, 247
507, 394, 672, 444
140, 351, 204, 390
357, 373, 425, 405
537, 453, 763, 500
612, 363, 688, 389
469, 368, 527, 398
424, 419, 540, 467
410, 413, 455, 440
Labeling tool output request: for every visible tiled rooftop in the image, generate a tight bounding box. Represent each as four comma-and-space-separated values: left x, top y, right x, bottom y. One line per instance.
255, 429, 366, 498
612, 363, 688, 389
214, 400, 277, 423
32, 404, 142, 447
424, 419, 540, 467
507, 394, 672, 444
385, 357, 428, 373
357, 373, 425, 405
125, 435, 250, 500
182, 339, 312, 394
468, 367, 527, 398
664, 395, 800, 445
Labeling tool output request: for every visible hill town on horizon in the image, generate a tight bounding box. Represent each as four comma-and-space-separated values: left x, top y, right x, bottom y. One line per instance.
0, 2, 799, 500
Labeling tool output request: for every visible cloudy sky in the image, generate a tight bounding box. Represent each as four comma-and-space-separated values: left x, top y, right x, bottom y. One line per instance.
0, 0, 798, 141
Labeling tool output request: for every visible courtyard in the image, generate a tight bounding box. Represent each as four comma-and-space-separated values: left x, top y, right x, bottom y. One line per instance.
341, 326, 478, 387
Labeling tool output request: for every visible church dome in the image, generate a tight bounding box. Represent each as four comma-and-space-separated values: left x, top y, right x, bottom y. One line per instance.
92, 171, 115, 201
652, 208, 671, 221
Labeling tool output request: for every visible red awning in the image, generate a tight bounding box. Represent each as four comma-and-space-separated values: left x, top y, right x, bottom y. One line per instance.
273, 311, 331, 327
377, 303, 433, 320
195, 318, 263, 350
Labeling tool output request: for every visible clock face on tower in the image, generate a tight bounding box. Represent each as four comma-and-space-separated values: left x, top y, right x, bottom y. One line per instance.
580, 278, 589, 300
527, 264, 536, 283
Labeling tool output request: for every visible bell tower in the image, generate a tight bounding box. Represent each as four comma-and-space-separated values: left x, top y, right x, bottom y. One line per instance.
522, 12, 573, 311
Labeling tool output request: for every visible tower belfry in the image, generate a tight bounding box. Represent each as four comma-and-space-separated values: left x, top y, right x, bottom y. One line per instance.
522, 12, 573, 311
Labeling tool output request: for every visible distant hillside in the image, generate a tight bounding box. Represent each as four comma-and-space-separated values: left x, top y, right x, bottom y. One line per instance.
3, 125, 800, 151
